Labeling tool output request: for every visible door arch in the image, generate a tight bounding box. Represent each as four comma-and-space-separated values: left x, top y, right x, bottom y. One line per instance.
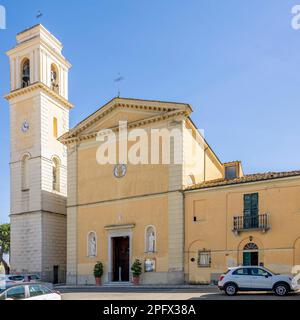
237, 237, 264, 266
243, 243, 259, 266
187, 239, 211, 284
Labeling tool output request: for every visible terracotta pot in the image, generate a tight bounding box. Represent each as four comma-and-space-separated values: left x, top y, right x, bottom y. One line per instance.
132, 276, 140, 285
95, 277, 102, 286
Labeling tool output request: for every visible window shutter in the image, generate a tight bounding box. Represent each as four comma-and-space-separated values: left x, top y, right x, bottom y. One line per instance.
244, 193, 259, 217
243, 194, 252, 218
251, 193, 258, 216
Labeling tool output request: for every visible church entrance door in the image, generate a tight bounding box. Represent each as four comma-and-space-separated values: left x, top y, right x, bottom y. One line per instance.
112, 236, 130, 282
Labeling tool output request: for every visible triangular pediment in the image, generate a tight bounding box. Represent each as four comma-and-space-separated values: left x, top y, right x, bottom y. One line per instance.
82, 107, 161, 135
60, 97, 192, 143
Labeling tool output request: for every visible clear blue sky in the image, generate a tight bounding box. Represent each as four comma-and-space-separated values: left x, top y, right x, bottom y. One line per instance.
0, 0, 300, 222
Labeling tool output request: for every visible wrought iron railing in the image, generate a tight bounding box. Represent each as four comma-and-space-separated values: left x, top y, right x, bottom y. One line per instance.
233, 213, 269, 233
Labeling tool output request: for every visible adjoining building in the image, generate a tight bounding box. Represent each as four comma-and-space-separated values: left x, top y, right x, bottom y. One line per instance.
185, 170, 300, 284
6, 25, 300, 284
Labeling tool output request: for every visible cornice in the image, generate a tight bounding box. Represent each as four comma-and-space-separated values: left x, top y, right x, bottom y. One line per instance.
7, 38, 71, 69
59, 97, 191, 144
60, 109, 189, 145
4, 82, 74, 109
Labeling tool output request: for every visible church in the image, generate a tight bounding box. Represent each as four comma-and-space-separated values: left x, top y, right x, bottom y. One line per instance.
6, 25, 300, 285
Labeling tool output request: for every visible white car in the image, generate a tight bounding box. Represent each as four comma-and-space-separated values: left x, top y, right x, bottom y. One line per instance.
0, 283, 61, 300
218, 266, 299, 296
3, 275, 25, 288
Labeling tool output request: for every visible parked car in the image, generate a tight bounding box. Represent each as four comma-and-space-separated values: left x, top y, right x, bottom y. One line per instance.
0, 275, 5, 292
3, 275, 25, 288
0, 283, 61, 300
218, 266, 299, 296
23, 274, 42, 282
1, 274, 53, 290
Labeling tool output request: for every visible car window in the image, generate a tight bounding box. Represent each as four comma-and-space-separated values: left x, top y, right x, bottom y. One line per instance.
250, 268, 271, 276
232, 268, 249, 276
29, 285, 45, 297
8, 276, 24, 281
6, 286, 26, 300
29, 275, 41, 280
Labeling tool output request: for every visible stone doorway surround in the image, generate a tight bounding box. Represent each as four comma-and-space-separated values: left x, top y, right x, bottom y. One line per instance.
105, 224, 135, 283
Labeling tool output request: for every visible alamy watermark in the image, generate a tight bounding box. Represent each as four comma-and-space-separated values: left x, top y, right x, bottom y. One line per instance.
95, 121, 205, 174
291, 5, 300, 30
0, 5, 6, 30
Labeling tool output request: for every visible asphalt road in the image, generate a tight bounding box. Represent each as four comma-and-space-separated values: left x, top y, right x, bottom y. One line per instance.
59, 287, 300, 300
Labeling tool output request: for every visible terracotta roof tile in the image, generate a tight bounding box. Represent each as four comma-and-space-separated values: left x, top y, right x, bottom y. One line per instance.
185, 170, 300, 191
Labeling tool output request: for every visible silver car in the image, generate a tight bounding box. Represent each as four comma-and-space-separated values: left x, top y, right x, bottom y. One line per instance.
218, 266, 299, 296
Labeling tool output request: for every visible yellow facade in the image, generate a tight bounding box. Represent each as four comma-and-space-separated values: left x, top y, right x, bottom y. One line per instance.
185, 176, 300, 284
60, 97, 300, 285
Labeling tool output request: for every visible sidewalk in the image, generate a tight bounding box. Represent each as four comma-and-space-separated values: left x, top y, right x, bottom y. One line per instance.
55, 283, 217, 290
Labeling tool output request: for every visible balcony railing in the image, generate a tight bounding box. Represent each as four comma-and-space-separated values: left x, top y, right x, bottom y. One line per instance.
233, 213, 269, 234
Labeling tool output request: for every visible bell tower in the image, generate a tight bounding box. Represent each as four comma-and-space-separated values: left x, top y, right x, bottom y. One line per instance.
5, 24, 73, 282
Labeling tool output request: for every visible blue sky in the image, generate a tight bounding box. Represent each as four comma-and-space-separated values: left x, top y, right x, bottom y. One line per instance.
0, 0, 300, 222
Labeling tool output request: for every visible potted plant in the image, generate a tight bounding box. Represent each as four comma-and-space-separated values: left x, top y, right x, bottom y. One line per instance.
93, 261, 103, 285
131, 259, 142, 285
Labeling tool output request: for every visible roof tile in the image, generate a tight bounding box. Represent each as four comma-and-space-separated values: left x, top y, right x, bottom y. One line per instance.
185, 170, 300, 191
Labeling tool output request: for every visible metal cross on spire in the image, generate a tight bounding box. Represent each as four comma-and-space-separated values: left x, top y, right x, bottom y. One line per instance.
114, 73, 125, 97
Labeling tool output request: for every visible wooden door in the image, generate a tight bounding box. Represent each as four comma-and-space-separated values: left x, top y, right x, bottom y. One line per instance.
112, 237, 130, 282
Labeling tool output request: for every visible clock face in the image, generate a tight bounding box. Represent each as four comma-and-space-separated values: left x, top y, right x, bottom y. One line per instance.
21, 121, 30, 133
114, 164, 127, 178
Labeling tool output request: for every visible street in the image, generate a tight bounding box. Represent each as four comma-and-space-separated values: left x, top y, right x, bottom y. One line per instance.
58, 286, 300, 300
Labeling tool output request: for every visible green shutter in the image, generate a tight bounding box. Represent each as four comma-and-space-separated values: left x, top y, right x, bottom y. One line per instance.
250, 193, 258, 217
244, 193, 258, 218
244, 194, 252, 218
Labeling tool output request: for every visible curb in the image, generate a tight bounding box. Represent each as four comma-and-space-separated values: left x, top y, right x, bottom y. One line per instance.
55, 284, 217, 290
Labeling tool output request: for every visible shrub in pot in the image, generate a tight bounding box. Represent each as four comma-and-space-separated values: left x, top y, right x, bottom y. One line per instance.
131, 259, 142, 285
94, 261, 104, 285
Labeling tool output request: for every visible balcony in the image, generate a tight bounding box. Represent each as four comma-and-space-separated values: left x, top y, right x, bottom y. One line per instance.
233, 213, 270, 234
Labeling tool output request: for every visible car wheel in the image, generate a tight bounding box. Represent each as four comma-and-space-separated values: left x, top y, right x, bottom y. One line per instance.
274, 283, 289, 296
224, 283, 238, 296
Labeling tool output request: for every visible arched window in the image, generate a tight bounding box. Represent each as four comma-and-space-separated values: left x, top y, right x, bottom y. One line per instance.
52, 157, 60, 192
21, 58, 30, 88
145, 226, 156, 253
87, 232, 97, 257
21, 154, 30, 191
51, 64, 59, 93
243, 243, 259, 251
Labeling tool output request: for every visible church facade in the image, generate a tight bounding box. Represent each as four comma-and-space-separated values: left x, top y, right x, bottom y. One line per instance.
6, 25, 300, 285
